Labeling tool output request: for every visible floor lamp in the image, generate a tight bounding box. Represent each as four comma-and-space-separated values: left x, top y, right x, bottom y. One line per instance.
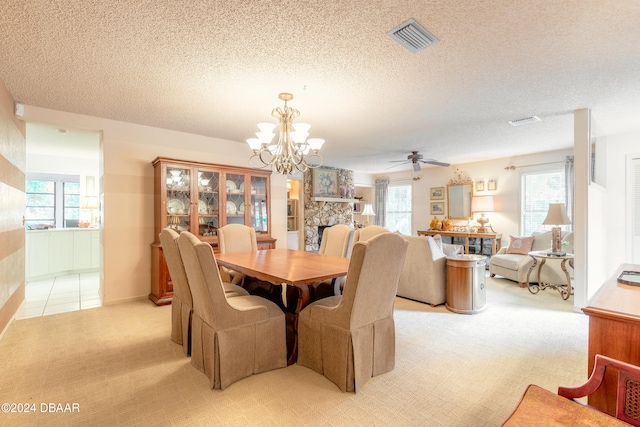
542, 203, 571, 255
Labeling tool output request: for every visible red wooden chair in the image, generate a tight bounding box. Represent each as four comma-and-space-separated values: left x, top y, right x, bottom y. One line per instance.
558, 354, 640, 426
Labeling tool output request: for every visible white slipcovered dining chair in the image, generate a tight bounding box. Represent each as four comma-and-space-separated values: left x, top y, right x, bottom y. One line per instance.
159, 228, 194, 356
217, 223, 258, 286
297, 232, 408, 392
160, 228, 249, 356
314, 224, 354, 298
351, 225, 388, 246
177, 231, 286, 389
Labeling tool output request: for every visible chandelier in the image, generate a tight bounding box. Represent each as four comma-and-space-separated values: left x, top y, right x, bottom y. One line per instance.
247, 93, 324, 175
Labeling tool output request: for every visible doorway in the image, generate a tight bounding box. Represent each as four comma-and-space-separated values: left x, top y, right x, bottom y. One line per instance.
19, 122, 103, 319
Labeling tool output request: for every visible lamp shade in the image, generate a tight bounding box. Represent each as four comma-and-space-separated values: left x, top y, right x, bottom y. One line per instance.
542, 203, 571, 225
81, 196, 99, 210
362, 204, 376, 216
471, 195, 494, 213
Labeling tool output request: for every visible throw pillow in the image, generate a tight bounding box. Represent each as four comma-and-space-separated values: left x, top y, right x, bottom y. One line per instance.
506, 235, 534, 255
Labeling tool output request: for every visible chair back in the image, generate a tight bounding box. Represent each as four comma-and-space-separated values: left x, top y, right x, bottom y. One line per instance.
339, 233, 408, 329
352, 225, 388, 245
159, 228, 193, 305
318, 224, 353, 257
178, 231, 227, 327
217, 224, 258, 254
558, 354, 640, 426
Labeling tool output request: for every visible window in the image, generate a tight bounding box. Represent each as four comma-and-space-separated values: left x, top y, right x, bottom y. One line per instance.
26, 179, 56, 228
63, 181, 80, 227
521, 170, 567, 236
386, 184, 412, 235
26, 173, 81, 229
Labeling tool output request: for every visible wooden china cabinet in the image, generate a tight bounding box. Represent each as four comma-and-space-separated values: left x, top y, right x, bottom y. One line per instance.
150, 157, 275, 305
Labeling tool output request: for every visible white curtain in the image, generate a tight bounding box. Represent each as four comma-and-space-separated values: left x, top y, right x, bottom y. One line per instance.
374, 178, 389, 227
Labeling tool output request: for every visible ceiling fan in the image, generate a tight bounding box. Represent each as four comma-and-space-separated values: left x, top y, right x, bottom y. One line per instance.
387, 151, 450, 172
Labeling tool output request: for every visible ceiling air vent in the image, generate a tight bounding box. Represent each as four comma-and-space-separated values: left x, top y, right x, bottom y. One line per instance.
509, 116, 541, 126
387, 19, 438, 53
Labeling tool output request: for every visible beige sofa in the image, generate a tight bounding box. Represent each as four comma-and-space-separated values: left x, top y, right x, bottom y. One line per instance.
395, 234, 452, 306
489, 230, 574, 287
351, 226, 459, 306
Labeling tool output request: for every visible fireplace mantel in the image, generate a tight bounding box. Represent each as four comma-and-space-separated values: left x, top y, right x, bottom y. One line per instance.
311, 197, 358, 204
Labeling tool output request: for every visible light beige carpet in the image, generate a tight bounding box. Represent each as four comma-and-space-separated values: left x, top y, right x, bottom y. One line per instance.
0, 275, 587, 426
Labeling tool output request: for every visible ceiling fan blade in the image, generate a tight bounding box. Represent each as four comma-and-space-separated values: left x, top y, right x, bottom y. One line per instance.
385, 161, 409, 170
420, 160, 451, 167
413, 162, 421, 172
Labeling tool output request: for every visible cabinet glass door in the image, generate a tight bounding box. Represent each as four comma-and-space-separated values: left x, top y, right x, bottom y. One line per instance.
225, 173, 245, 226
196, 168, 219, 237
251, 175, 268, 233
165, 166, 191, 232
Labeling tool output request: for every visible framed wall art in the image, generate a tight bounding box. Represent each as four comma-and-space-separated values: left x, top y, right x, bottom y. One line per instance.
487, 180, 497, 191
312, 168, 339, 197
430, 187, 444, 200
430, 202, 445, 215
476, 181, 485, 192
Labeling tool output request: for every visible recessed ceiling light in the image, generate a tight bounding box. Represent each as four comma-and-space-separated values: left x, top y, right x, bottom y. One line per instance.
509, 116, 541, 126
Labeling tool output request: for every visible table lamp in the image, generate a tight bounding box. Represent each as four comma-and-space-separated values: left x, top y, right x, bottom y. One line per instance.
471, 195, 494, 233
542, 203, 571, 255
362, 204, 376, 226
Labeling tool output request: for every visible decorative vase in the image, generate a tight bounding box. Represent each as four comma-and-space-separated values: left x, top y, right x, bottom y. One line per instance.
430, 216, 442, 230
442, 217, 453, 231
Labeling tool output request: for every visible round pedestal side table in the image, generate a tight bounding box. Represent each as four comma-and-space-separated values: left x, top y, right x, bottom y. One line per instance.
446, 254, 488, 314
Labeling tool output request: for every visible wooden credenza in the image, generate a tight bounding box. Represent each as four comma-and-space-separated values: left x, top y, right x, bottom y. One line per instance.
582, 263, 640, 416
417, 230, 502, 256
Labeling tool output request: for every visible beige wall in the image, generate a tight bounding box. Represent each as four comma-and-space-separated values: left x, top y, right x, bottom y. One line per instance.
22, 105, 288, 303
0, 80, 26, 333
376, 149, 574, 244
604, 131, 640, 270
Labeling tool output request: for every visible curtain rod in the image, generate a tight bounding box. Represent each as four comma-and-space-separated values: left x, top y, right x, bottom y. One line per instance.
504, 161, 564, 170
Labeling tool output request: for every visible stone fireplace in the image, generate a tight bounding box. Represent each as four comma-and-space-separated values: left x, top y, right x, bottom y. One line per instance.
303, 167, 355, 251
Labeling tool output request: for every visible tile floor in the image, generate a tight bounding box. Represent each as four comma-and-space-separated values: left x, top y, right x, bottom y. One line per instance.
17, 272, 102, 319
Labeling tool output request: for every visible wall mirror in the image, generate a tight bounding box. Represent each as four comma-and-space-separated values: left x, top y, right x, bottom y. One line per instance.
447, 181, 473, 219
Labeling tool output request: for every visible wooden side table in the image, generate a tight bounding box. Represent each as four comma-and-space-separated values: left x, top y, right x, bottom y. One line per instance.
526, 251, 574, 300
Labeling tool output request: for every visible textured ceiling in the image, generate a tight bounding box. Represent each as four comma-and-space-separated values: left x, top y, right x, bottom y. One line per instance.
1, 1, 640, 174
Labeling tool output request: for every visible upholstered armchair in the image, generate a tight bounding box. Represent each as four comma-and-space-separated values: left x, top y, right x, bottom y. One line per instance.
160, 229, 249, 356
490, 230, 574, 287
177, 231, 286, 389
315, 224, 354, 298
297, 233, 408, 392
217, 224, 258, 286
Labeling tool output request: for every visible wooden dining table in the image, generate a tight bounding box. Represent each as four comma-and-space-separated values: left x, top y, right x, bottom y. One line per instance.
215, 249, 350, 310
215, 249, 351, 364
